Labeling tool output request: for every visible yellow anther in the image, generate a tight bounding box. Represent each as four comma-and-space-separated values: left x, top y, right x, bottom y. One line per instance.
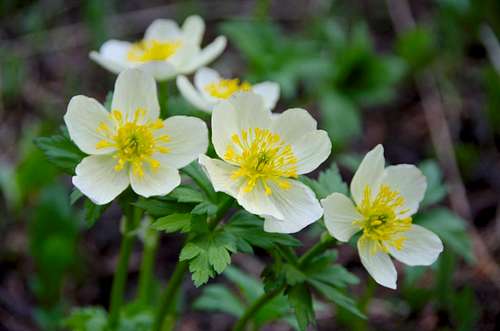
127, 39, 181, 62
205, 79, 252, 99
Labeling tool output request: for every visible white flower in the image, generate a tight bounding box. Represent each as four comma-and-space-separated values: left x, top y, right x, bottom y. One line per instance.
321, 145, 443, 289
64, 69, 208, 204
89, 16, 226, 81
176, 67, 280, 112
199, 92, 331, 233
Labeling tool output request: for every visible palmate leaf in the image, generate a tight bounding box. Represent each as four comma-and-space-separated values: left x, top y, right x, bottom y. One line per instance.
287, 284, 316, 331
151, 213, 191, 233
34, 127, 86, 174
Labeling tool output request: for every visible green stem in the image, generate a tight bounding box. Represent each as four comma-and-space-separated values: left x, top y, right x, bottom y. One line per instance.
151, 260, 189, 331
152, 196, 234, 331
232, 234, 336, 331
137, 228, 159, 304
233, 285, 286, 331
158, 80, 169, 119
108, 206, 142, 329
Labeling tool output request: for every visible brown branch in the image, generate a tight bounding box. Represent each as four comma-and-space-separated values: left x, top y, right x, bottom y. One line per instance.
386, 0, 500, 289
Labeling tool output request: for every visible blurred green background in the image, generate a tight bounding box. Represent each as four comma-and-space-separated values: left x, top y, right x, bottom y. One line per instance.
1, 0, 499, 330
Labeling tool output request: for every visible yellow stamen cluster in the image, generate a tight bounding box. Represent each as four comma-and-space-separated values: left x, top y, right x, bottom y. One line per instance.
204, 79, 252, 99
127, 39, 181, 62
95, 109, 170, 177
354, 185, 412, 253
224, 128, 298, 195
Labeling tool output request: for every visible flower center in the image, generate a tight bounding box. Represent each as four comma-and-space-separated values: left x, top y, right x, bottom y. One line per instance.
354, 185, 412, 252
127, 39, 181, 62
95, 109, 170, 177
204, 79, 252, 99
224, 128, 298, 195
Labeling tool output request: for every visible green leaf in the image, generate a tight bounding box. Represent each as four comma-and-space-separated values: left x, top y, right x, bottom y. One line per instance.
34, 129, 86, 174
419, 160, 447, 207
415, 208, 474, 263
192, 284, 246, 317
70, 188, 83, 205
396, 26, 436, 71
133, 197, 191, 217
191, 200, 218, 216
308, 279, 365, 318
84, 199, 108, 228
189, 253, 213, 287
179, 242, 202, 261
152, 213, 191, 233
288, 284, 315, 331
300, 163, 348, 199
208, 245, 231, 274
225, 211, 302, 251
169, 185, 205, 203
320, 92, 361, 147
181, 162, 217, 201
63, 307, 107, 331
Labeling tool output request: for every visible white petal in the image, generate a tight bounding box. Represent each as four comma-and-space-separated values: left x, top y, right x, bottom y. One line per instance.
358, 238, 397, 289
144, 19, 181, 41
388, 224, 443, 266
252, 81, 280, 110
95, 40, 132, 65
130, 164, 180, 198
321, 193, 362, 242
167, 42, 200, 70
73, 155, 129, 205
90, 50, 129, 75
156, 116, 208, 169
64, 96, 115, 155
111, 69, 160, 121
194, 67, 221, 102
271, 108, 331, 174
351, 144, 385, 206
198, 154, 242, 197
381, 165, 427, 217
176, 75, 212, 112
137, 61, 176, 81
263, 179, 323, 233
236, 182, 284, 221
182, 15, 205, 45
179, 36, 227, 74
211, 92, 271, 161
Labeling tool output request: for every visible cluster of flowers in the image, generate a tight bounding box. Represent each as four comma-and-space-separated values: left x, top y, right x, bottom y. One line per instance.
66, 16, 442, 289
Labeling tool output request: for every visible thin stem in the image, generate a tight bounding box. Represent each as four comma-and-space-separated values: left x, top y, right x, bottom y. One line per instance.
158, 80, 169, 119
232, 234, 336, 331
108, 206, 142, 329
137, 228, 159, 304
152, 196, 234, 331
151, 260, 189, 331
232, 285, 285, 331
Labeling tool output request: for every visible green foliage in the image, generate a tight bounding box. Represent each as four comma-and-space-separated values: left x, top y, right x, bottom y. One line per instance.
152, 213, 191, 233
396, 26, 436, 71
300, 162, 348, 199
64, 307, 108, 331
288, 284, 315, 331
34, 127, 86, 174
419, 160, 448, 207
416, 208, 474, 263
194, 266, 300, 330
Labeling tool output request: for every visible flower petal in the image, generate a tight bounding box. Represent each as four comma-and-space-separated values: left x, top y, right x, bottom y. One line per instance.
64, 95, 115, 155
388, 224, 443, 266
236, 183, 284, 221
182, 15, 205, 45
176, 75, 212, 112
156, 116, 208, 169
94, 40, 132, 65
90, 48, 130, 75
137, 61, 176, 81
194, 67, 221, 102
271, 108, 331, 174
111, 69, 160, 121
321, 193, 362, 242
263, 179, 323, 233
381, 165, 427, 217
144, 19, 181, 41
211, 92, 271, 161
73, 155, 129, 205
198, 154, 242, 197
179, 36, 227, 74
351, 144, 385, 206
130, 164, 180, 198
358, 238, 397, 289
252, 81, 280, 110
